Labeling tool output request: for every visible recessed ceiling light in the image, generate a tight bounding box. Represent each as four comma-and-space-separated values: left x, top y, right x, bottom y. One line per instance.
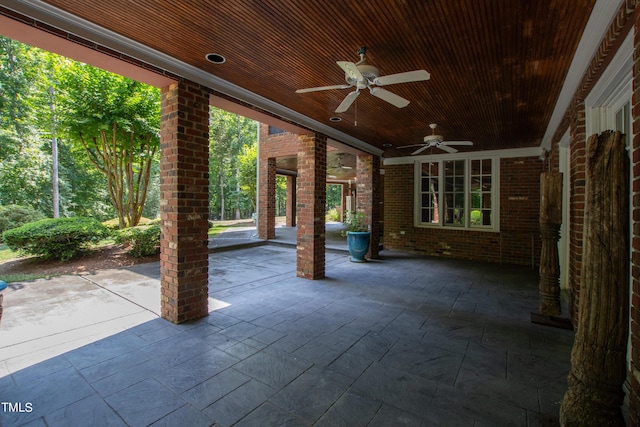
205, 53, 226, 64
329, 117, 342, 122
383, 143, 392, 148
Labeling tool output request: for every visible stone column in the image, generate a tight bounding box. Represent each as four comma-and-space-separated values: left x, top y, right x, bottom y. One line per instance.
538, 172, 563, 315
356, 154, 381, 259
159, 80, 210, 324
560, 131, 629, 426
296, 133, 326, 279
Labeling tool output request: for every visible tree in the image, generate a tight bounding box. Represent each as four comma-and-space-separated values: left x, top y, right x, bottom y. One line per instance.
0, 37, 51, 214
209, 108, 257, 220
0, 37, 42, 152
56, 63, 160, 228
326, 184, 342, 210
237, 143, 257, 213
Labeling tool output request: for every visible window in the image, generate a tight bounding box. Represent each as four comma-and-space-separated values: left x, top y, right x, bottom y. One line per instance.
415, 158, 497, 230
268, 125, 286, 135
420, 162, 439, 224
470, 159, 492, 227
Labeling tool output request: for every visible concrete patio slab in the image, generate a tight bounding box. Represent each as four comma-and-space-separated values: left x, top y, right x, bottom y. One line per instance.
0, 245, 575, 426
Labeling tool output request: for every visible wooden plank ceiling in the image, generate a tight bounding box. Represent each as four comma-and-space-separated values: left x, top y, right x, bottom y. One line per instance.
34, 1, 596, 157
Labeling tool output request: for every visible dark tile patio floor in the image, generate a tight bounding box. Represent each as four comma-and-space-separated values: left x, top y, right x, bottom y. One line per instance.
0, 242, 575, 426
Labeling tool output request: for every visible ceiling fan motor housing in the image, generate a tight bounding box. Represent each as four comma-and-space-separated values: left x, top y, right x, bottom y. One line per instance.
345, 64, 379, 85
424, 134, 444, 144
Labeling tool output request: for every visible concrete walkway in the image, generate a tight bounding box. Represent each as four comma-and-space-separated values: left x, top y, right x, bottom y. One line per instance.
208, 222, 350, 253
0, 245, 575, 426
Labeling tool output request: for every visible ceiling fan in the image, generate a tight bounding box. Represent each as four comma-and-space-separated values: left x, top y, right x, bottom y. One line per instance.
399, 123, 474, 155
295, 46, 430, 113
330, 154, 353, 170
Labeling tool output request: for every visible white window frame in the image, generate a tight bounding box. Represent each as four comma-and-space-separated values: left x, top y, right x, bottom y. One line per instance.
413, 157, 500, 232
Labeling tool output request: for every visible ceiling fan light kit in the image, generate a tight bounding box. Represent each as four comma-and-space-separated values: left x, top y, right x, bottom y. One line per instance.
296, 46, 430, 114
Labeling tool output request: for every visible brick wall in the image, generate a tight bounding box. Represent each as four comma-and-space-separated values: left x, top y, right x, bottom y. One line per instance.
384, 156, 542, 266
629, 4, 640, 423
257, 157, 276, 239
259, 124, 300, 158
296, 133, 326, 279
159, 80, 210, 324
356, 154, 381, 258
569, 102, 587, 324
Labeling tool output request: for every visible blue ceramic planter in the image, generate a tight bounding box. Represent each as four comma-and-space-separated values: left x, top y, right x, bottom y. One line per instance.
347, 231, 371, 262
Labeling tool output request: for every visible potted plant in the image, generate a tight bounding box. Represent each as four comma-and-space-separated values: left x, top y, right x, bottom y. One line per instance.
342, 210, 370, 262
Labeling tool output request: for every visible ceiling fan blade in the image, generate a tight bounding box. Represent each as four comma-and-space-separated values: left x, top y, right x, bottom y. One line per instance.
374, 70, 430, 86
443, 141, 474, 146
335, 90, 360, 113
412, 145, 430, 155
296, 84, 351, 93
397, 144, 427, 149
438, 145, 458, 153
337, 61, 364, 82
370, 87, 410, 108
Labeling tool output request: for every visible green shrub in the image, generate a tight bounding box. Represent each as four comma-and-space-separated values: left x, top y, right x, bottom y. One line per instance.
325, 208, 340, 222
102, 216, 157, 230
0, 205, 45, 238
114, 223, 160, 257
3, 217, 110, 261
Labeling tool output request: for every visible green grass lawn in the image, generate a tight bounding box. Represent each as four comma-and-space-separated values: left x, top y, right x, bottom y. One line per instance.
0, 243, 56, 282
0, 243, 16, 263
208, 225, 229, 237
0, 226, 229, 283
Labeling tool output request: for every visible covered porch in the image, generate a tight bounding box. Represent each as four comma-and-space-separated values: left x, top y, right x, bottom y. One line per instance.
0, 245, 578, 426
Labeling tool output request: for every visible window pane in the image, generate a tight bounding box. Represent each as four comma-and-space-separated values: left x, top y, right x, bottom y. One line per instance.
470, 159, 492, 228
482, 210, 492, 226
483, 176, 491, 190
482, 159, 491, 174
419, 162, 439, 224
470, 176, 482, 192
471, 159, 481, 175
471, 192, 481, 209
421, 177, 429, 192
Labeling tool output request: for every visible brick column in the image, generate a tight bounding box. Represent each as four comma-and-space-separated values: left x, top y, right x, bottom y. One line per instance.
357, 154, 381, 259
629, 5, 640, 424
339, 183, 347, 222
257, 157, 276, 239
286, 175, 297, 227
569, 101, 587, 325
159, 80, 209, 324
297, 133, 326, 279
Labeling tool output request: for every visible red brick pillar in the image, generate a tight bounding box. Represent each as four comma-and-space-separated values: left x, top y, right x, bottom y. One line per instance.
286, 175, 297, 227
339, 183, 347, 222
569, 101, 587, 325
258, 157, 276, 239
356, 154, 381, 259
159, 80, 209, 324
297, 133, 326, 279
629, 5, 640, 423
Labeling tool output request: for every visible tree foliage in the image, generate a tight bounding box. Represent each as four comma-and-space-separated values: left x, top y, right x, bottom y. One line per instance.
209, 109, 257, 220
0, 36, 263, 226
56, 63, 160, 228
